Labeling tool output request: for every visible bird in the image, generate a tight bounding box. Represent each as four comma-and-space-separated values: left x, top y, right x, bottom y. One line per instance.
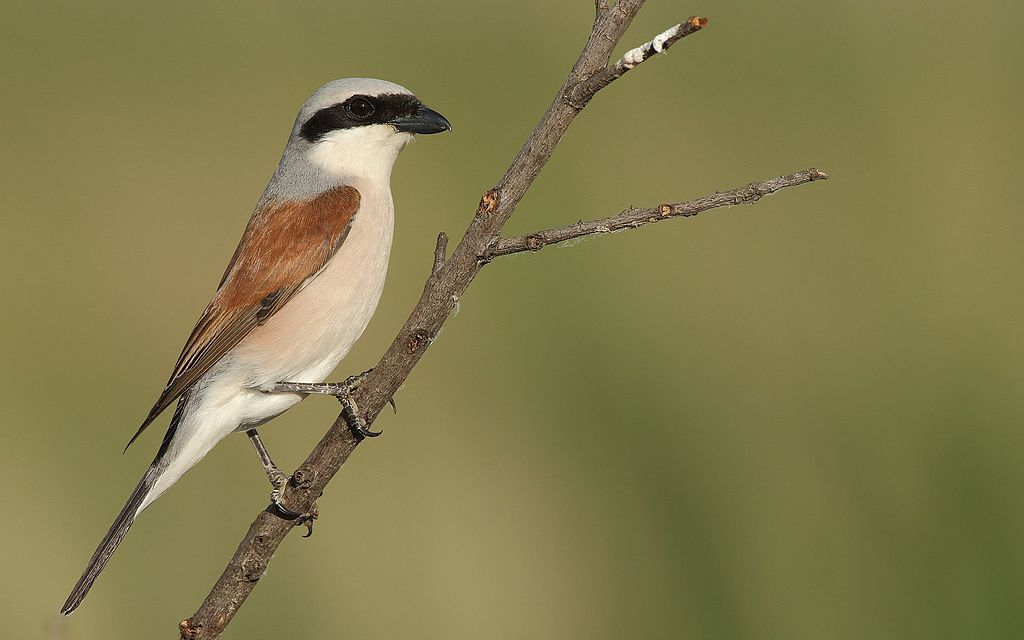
61, 77, 450, 615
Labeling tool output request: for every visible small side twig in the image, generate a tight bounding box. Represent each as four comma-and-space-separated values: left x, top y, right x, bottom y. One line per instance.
571, 16, 708, 105
490, 169, 828, 258
432, 232, 448, 276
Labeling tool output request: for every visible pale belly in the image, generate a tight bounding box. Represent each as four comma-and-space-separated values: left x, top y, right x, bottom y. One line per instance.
213, 194, 394, 428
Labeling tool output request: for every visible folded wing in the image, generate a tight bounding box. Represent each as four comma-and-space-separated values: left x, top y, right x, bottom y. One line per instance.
126, 185, 361, 449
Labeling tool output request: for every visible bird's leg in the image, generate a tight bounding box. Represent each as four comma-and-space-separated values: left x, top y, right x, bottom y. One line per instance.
246, 429, 287, 488
258, 370, 386, 439
246, 429, 302, 518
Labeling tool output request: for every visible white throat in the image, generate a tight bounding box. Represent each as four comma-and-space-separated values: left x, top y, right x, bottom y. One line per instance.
308, 125, 412, 187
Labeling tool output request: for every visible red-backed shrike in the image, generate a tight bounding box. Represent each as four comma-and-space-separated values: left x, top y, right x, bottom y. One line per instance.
62, 78, 450, 614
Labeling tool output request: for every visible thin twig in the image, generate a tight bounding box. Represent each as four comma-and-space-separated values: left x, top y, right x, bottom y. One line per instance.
489, 169, 828, 258
179, 3, 826, 637
432, 232, 448, 275
570, 16, 707, 106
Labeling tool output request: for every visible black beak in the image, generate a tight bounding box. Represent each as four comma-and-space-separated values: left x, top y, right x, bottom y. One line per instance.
390, 104, 452, 134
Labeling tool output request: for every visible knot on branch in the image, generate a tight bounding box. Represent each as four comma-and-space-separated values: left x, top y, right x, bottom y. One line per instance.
179, 618, 199, 640
525, 235, 546, 252
734, 186, 763, 205
291, 468, 315, 489
475, 189, 501, 218
406, 329, 431, 354
239, 556, 266, 582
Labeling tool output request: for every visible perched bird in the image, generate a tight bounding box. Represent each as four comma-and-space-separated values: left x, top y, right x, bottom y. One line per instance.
61, 78, 450, 614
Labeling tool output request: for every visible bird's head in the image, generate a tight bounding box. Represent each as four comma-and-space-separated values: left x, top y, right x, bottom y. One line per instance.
289, 78, 450, 186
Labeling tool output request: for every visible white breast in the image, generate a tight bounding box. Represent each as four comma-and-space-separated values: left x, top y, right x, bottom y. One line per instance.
212, 185, 394, 426
252, 187, 391, 379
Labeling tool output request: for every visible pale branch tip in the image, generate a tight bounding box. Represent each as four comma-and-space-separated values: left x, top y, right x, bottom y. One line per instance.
181, 5, 826, 638
619, 16, 708, 71
570, 15, 708, 106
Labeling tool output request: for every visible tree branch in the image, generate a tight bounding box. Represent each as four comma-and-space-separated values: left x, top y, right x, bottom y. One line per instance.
487, 169, 828, 258
570, 15, 707, 107
180, 4, 826, 638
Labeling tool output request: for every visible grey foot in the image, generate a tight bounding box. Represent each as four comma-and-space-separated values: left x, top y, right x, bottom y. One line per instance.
246, 428, 305, 517
270, 481, 303, 519
259, 370, 385, 439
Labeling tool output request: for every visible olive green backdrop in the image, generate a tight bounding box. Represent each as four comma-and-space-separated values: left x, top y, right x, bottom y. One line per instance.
2, 1, 1022, 638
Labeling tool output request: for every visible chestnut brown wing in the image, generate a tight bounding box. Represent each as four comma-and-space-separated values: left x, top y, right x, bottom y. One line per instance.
125, 186, 361, 449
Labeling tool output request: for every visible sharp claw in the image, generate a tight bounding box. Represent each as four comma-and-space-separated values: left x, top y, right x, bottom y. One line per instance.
276, 504, 303, 519
347, 407, 382, 438
357, 423, 383, 438
271, 489, 303, 519
336, 383, 382, 439
270, 474, 306, 519
388, 397, 398, 414
300, 503, 318, 537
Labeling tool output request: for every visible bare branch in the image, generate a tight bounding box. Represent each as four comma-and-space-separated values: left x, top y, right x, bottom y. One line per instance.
570, 16, 707, 106
489, 169, 828, 258
179, 3, 827, 637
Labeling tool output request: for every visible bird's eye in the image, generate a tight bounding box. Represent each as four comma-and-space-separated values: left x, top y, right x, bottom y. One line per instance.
346, 97, 375, 119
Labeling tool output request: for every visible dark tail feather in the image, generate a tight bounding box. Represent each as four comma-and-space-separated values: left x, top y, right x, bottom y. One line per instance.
63, 391, 189, 614
60, 463, 160, 615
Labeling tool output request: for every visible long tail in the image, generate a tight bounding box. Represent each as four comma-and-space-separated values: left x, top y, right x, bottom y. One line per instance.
60, 461, 161, 615
61, 392, 194, 615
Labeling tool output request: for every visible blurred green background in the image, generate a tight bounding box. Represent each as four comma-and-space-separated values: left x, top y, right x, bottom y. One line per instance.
3, 0, 1023, 638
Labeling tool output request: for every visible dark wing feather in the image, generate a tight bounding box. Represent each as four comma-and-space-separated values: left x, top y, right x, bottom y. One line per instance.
125, 185, 361, 449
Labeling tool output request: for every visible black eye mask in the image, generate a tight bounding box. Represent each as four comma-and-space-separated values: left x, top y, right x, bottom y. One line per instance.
300, 93, 421, 142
